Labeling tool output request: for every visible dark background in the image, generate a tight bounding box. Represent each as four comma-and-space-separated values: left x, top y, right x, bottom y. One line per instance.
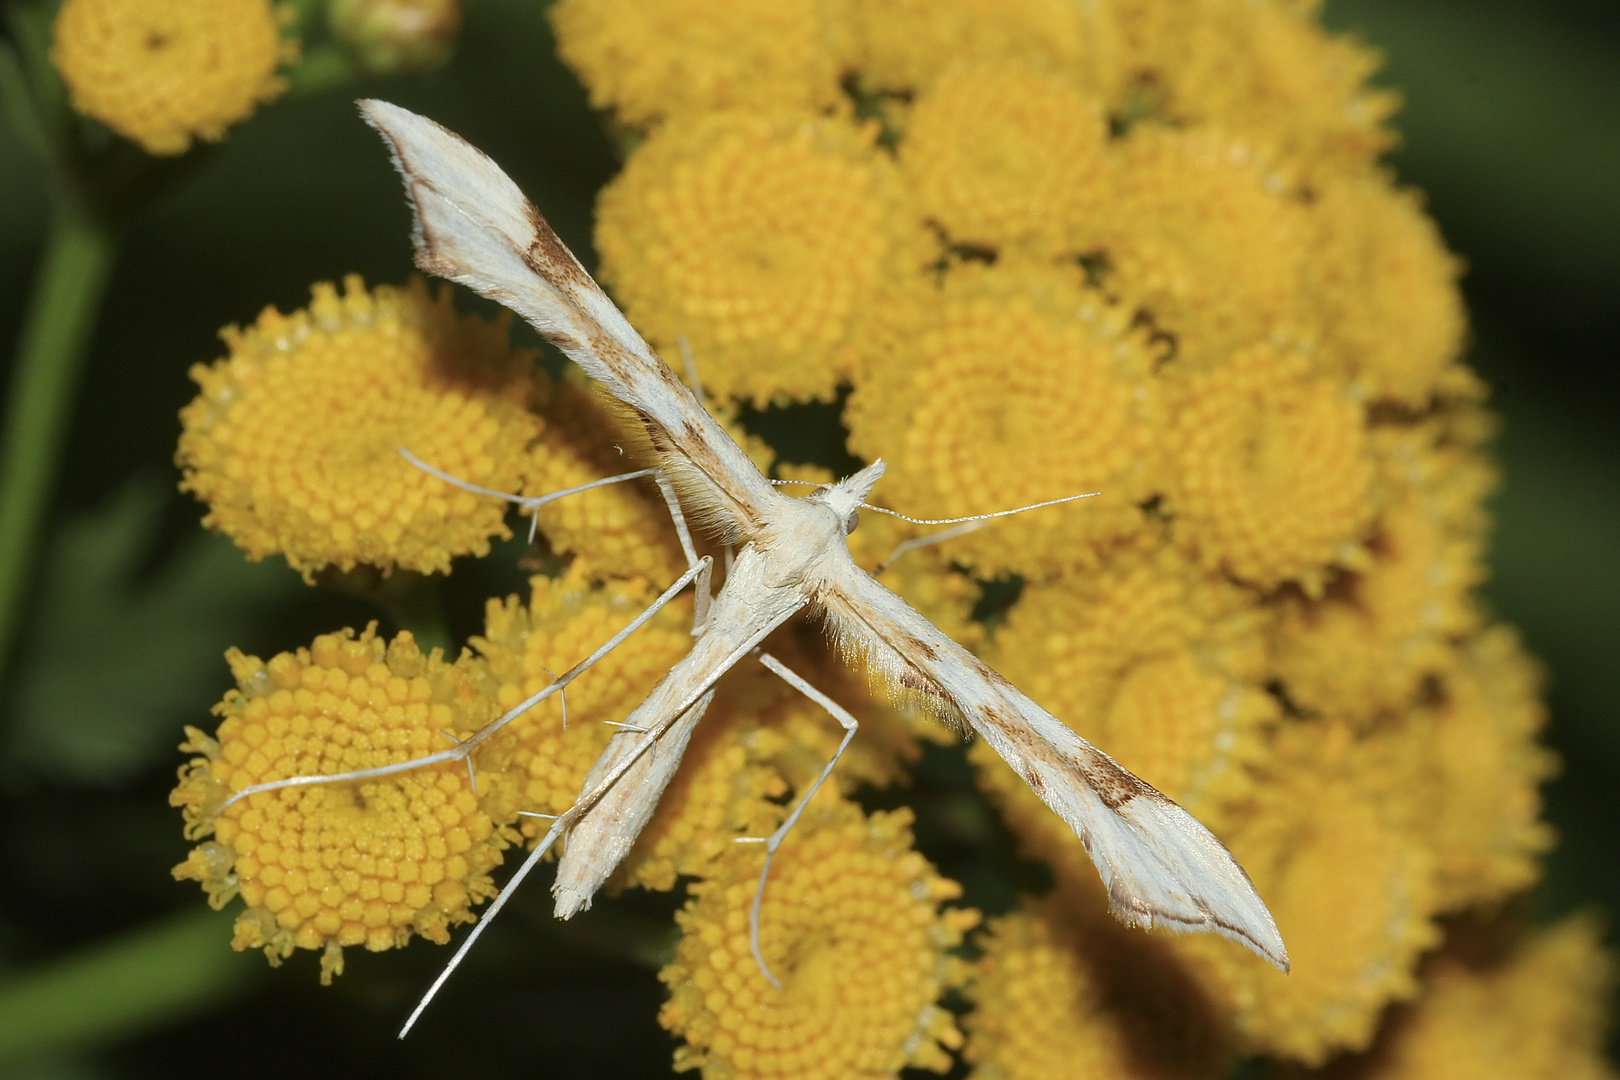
0, 0, 1613, 1075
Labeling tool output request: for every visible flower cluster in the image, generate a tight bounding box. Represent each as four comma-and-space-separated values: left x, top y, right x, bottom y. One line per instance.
52, 0, 293, 155
168, 0, 1603, 1074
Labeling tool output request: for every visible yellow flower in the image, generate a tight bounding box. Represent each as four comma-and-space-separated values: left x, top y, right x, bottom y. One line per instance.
1092, 126, 1312, 359
964, 901, 1229, 1080
471, 564, 695, 837
1298, 915, 1617, 1080
177, 276, 544, 580
522, 375, 691, 583
659, 793, 978, 1078
52, 0, 291, 155
551, 0, 840, 128
833, 0, 1096, 94
327, 0, 462, 75
1108, 0, 1398, 170
1273, 417, 1494, 719
170, 627, 512, 982
1308, 174, 1471, 406
900, 64, 1108, 255
1165, 342, 1374, 593
595, 110, 929, 406
846, 261, 1162, 578
980, 544, 1274, 827
1171, 723, 1441, 1065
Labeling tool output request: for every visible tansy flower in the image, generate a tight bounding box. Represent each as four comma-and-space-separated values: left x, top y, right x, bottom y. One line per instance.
595, 110, 931, 406
1090, 126, 1313, 360
1414, 628, 1557, 911
900, 63, 1108, 255
1285, 915, 1616, 1080
1164, 342, 1374, 593
52, 0, 292, 155
659, 793, 978, 1078
975, 544, 1273, 850
551, 0, 840, 128
327, 0, 462, 76
1273, 417, 1493, 720
964, 900, 1231, 1080
1308, 175, 1471, 406
170, 627, 512, 983
471, 563, 694, 838
1170, 722, 1441, 1065
177, 276, 545, 580
834, 0, 1096, 95
846, 261, 1163, 578
1108, 0, 1398, 170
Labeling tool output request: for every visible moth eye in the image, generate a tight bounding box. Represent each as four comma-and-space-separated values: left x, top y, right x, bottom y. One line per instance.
843, 509, 860, 535
809, 485, 833, 499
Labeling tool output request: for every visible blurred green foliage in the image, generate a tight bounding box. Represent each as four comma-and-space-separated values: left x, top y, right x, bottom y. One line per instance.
0, 0, 1614, 1076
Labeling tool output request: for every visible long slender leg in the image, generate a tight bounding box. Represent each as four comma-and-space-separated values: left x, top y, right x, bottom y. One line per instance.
741, 650, 859, 991
874, 519, 987, 575
651, 470, 711, 634
218, 556, 711, 811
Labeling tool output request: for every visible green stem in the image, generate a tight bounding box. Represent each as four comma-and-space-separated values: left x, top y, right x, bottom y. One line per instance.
0, 207, 118, 684
0, 908, 256, 1066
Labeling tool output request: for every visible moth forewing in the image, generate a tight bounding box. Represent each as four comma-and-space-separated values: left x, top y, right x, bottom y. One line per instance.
817, 558, 1290, 971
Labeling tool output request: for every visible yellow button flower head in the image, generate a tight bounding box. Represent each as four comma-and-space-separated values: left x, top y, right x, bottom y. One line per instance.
1093, 127, 1312, 359
1308, 175, 1470, 406
847, 261, 1162, 578
976, 544, 1273, 848
170, 627, 512, 982
178, 276, 544, 580
1165, 342, 1374, 592
52, 0, 291, 155
1307, 915, 1616, 1080
1110, 0, 1398, 170
471, 564, 694, 836
523, 375, 689, 584
1274, 417, 1494, 719
1417, 628, 1557, 910
834, 0, 1093, 94
659, 793, 978, 1078
901, 64, 1108, 255
551, 0, 839, 128
595, 111, 928, 406
1172, 723, 1441, 1065
964, 901, 1228, 1080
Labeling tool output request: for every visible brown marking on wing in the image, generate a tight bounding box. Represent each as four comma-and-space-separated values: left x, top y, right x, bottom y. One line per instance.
522, 202, 594, 294
1020, 763, 1047, 798
1076, 746, 1164, 811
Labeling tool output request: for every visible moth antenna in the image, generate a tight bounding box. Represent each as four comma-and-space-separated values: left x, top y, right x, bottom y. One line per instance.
860, 490, 1099, 526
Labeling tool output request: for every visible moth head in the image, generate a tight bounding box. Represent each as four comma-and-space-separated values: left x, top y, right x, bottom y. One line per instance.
811, 460, 886, 535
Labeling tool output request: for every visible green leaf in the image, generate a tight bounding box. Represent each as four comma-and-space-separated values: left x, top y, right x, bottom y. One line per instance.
4, 476, 300, 785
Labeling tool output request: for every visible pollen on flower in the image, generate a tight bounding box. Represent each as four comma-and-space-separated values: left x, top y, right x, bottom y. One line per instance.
1091, 127, 1312, 359
1165, 342, 1374, 593
595, 111, 929, 406
847, 261, 1162, 578
169, 627, 513, 981
52, 0, 291, 155
900, 63, 1108, 255
1172, 723, 1441, 1065
551, 0, 839, 128
471, 564, 694, 837
177, 276, 544, 580
659, 793, 978, 1079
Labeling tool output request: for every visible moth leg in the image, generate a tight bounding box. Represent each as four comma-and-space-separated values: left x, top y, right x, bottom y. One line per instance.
742, 649, 859, 991
396, 446, 656, 545
652, 469, 712, 635
218, 555, 711, 813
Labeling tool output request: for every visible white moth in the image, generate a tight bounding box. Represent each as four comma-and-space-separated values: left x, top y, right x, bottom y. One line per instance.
227, 99, 1288, 1034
